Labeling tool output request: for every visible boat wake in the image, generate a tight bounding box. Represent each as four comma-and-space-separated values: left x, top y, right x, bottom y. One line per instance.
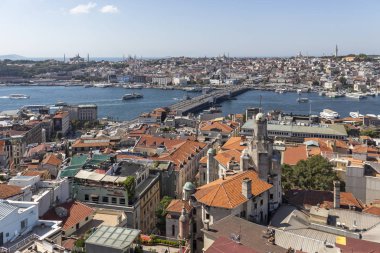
0, 96, 9, 99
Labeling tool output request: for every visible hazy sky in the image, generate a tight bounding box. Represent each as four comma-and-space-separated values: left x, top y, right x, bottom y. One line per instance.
0, 0, 379, 57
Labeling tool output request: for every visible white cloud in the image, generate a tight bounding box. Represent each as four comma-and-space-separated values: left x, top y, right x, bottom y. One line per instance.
69, 2, 97, 14
100, 5, 119, 14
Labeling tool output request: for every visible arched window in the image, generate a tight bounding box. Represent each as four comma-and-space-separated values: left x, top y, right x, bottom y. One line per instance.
172, 225, 175, 236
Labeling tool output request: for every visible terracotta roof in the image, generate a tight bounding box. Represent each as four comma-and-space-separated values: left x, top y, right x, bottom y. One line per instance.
0, 184, 22, 199
166, 199, 192, 213
200, 156, 208, 164
135, 135, 184, 150
42, 201, 94, 231
62, 239, 76, 250
22, 170, 50, 179
158, 140, 207, 169
72, 139, 110, 148
205, 236, 258, 253
214, 150, 241, 168
283, 145, 308, 166
284, 189, 364, 210
221, 137, 247, 152
194, 170, 272, 209
200, 121, 234, 133
337, 237, 380, 253
363, 206, 380, 216
42, 154, 62, 167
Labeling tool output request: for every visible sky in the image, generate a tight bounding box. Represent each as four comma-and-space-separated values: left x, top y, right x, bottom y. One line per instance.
0, 0, 379, 58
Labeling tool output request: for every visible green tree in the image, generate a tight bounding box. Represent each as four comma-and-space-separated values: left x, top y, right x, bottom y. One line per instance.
123, 176, 136, 204
155, 196, 173, 233
282, 155, 339, 191
360, 129, 380, 138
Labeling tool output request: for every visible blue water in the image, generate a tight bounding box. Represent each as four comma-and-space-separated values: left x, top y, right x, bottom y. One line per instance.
1, 86, 379, 120
220, 91, 380, 117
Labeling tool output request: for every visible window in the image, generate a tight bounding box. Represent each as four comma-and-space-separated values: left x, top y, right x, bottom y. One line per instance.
254, 203, 257, 209
112, 197, 117, 204
193, 222, 197, 233
102, 196, 109, 203
240, 211, 246, 218
270, 194, 273, 200
91, 196, 99, 203
206, 213, 210, 220
76, 223, 80, 230
21, 219, 28, 230
85, 217, 88, 221
84, 194, 89, 201
172, 225, 175, 236
120, 198, 126, 205
260, 199, 263, 206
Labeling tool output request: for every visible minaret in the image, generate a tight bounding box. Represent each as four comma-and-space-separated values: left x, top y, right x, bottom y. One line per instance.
63, 54, 66, 63
87, 53, 90, 63
178, 206, 189, 239
335, 44, 338, 57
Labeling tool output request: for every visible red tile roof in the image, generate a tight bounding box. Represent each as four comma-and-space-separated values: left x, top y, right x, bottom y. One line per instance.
42, 201, 94, 231
363, 206, 380, 216
221, 137, 247, 152
166, 199, 192, 214
200, 121, 234, 133
214, 150, 241, 168
205, 236, 258, 253
337, 237, 380, 253
0, 184, 22, 199
283, 145, 308, 166
42, 154, 62, 167
284, 189, 364, 210
194, 170, 272, 209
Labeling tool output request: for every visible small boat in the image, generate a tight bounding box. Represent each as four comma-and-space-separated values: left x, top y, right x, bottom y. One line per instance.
129, 84, 143, 89
320, 109, 340, 119
183, 87, 202, 92
122, 93, 143, 100
275, 88, 287, 94
346, 93, 365, 99
319, 91, 326, 96
297, 97, 309, 103
93, 83, 112, 88
349, 112, 363, 118
297, 89, 302, 94
366, 92, 376, 97
83, 84, 93, 88
9, 94, 30, 99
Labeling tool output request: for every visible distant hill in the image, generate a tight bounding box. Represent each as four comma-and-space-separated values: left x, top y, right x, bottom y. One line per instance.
0, 54, 28, 60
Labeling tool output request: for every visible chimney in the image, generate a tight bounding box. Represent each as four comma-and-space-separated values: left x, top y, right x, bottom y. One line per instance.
242, 178, 252, 199
333, 181, 340, 209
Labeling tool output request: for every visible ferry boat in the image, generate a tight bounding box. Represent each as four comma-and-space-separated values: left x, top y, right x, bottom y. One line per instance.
320, 109, 340, 119
346, 93, 365, 99
9, 94, 30, 99
122, 93, 143, 100
366, 91, 377, 97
